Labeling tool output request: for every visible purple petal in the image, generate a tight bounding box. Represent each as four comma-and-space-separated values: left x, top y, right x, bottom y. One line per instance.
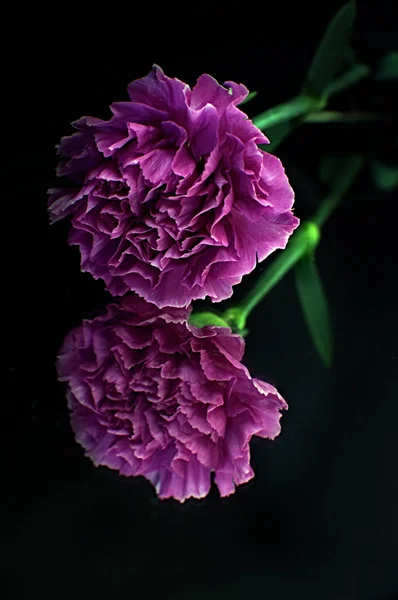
49, 66, 298, 309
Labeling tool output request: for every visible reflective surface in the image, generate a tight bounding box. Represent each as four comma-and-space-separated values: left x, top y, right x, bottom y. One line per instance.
5, 2, 397, 598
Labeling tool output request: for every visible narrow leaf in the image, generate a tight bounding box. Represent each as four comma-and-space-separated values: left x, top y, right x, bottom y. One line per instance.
295, 251, 333, 367
304, 1, 356, 97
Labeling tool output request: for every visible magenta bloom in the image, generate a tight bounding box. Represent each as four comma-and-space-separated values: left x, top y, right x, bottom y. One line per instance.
49, 66, 298, 308
57, 295, 287, 501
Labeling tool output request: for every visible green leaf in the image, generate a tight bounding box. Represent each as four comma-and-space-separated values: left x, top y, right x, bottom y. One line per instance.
371, 161, 398, 191
239, 90, 258, 106
295, 251, 333, 367
304, 1, 356, 98
376, 51, 398, 80
189, 311, 230, 329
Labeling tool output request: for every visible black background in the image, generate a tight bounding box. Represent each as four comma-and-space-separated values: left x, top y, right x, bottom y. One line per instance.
4, 2, 398, 599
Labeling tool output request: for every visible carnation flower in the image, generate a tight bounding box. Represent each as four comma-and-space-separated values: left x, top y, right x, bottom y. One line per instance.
57, 295, 287, 501
49, 65, 298, 308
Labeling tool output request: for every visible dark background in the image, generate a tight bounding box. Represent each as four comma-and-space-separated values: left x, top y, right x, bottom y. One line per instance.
4, 2, 397, 599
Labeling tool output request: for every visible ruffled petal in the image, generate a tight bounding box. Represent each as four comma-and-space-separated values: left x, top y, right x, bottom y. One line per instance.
49, 66, 298, 309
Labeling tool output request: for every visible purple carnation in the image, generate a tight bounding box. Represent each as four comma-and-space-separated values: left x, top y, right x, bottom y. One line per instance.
57, 295, 287, 501
49, 66, 298, 308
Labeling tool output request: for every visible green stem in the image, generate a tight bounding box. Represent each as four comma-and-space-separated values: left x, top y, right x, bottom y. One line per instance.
251, 64, 370, 133
304, 110, 381, 123
223, 223, 320, 332
223, 156, 363, 332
